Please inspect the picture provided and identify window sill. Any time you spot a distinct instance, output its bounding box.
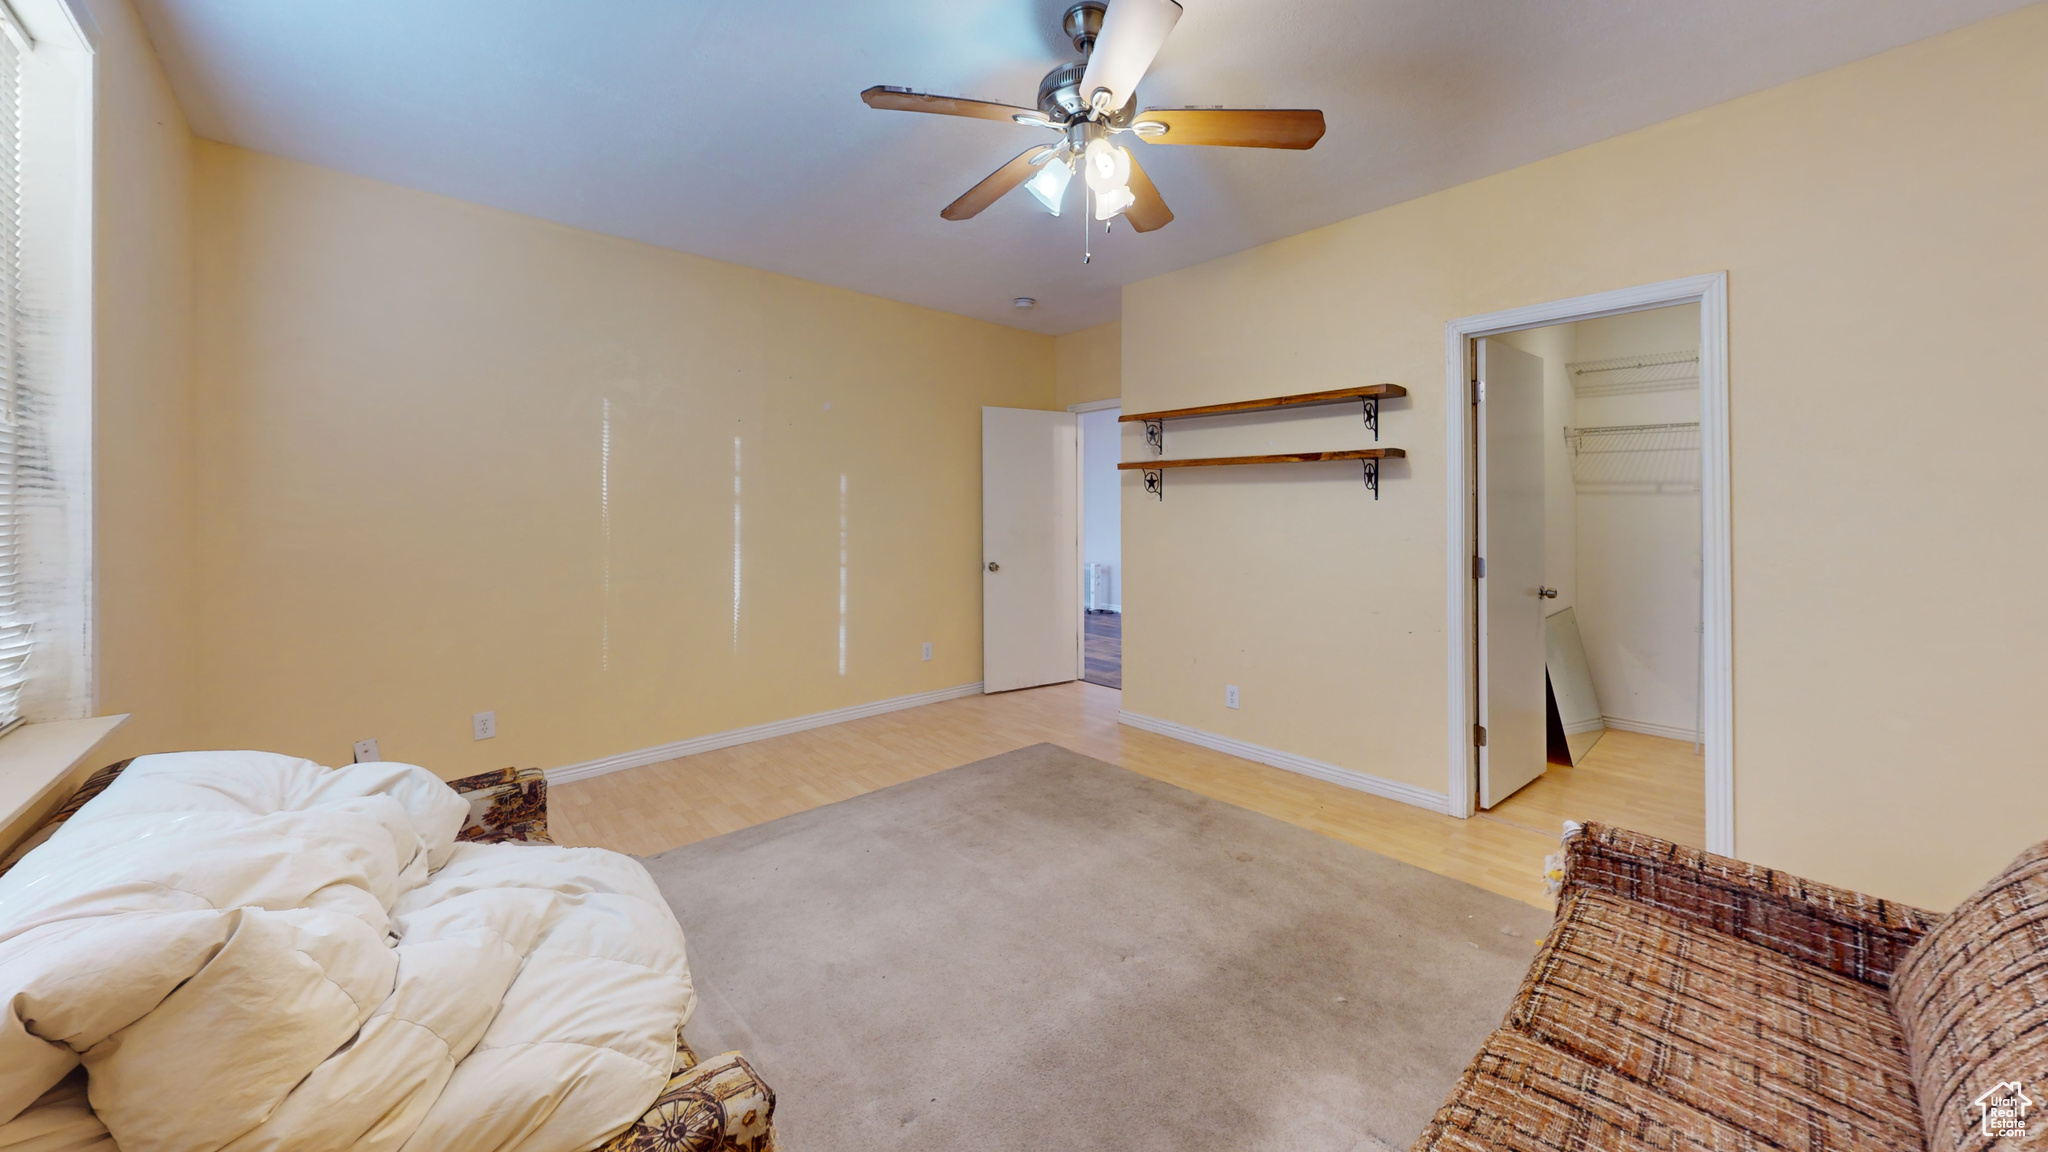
[0,714,128,833]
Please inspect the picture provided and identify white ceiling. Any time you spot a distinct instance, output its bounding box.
[132,0,2029,335]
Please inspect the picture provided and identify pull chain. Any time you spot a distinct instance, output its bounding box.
[1083,185,1092,264]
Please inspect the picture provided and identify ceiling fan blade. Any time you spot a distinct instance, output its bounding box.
[941,147,1053,221]
[862,86,1046,125]
[1122,151,1173,233]
[1133,108,1326,149]
[1076,0,1182,116]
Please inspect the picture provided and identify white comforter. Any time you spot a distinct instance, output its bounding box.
[0,752,695,1152]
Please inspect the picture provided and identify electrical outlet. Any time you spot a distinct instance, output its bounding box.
[1225,685,1240,710]
[352,738,381,763]
[922,641,933,661]
[473,711,497,741]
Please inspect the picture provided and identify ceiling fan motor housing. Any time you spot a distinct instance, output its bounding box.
[1062,2,1105,55]
[1037,60,1092,121]
[1038,64,1137,125]
[1041,3,1138,125]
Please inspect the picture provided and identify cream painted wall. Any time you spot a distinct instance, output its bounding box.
[1122,5,2048,910]
[191,143,1053,777]
[1055,320,1121,408]
[89,0,199,765]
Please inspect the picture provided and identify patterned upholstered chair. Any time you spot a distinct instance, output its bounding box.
[2,762,778,1152]
[1414,822,2048,1152]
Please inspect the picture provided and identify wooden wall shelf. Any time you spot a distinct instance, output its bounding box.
[1116,449,1403,470]
[1121,384,1407,447]
[1119,449,1406,500]
[1120,384,1406,425]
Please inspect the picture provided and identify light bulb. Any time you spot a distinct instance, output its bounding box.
[1081,138,1131,197]
[1094,185,1136,221]
[1025,157,1072,216]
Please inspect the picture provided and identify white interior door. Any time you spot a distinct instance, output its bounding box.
[983,407,1079,693]
[1477,338,1548,807]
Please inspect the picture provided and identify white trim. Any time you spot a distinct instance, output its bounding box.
[1118,709,1452,814]
[1066,397,1122,413]
[1445,273,1733,854]
[1601,716,1700,742]
[0,2,32,52]
[51,0,93,51]
[1697,275,1733,855]
[546,682,984,785]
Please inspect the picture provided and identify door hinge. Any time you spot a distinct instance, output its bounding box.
[1474,724,1488,747]
[1472,556,1486,579]
[1471,378,1482,405]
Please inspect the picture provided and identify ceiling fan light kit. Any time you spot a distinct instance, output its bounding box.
[860,0,1325,259]
[1082,135,1130,196]
[1025,157,1073,215]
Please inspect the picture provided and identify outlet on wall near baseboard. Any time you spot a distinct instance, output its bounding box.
[353,738,381,763]
[922,642,932,661]
[473,711,497,741]
[1225,685,1240,710]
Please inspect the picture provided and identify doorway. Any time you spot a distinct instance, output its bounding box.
[981,407,1080,693]
[1477,305,1706,842]
[1075,402,1122,689]
[1446,274,1733,854]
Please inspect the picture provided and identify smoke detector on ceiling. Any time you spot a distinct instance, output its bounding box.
[1014,297,1036,309]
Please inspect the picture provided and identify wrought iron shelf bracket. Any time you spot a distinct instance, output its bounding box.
[1143,419,1164,455]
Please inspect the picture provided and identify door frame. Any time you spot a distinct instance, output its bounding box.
[1069,398,1122,682]
[1442,273,1733,854]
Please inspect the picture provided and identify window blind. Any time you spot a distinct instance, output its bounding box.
[0,30,29,728]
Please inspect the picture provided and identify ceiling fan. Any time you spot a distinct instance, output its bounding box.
[862,0,1324,247]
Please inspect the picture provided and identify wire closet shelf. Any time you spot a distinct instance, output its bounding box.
[1564,422,1700,494]
[1566,349,1699,398]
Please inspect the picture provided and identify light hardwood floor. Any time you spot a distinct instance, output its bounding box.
[551,682,1703,910]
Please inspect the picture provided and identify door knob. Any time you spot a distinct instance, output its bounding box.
[987,561,1000,572]
[1538,586,1558,599]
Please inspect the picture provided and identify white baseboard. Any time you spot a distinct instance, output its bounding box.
[548,682,985,785]
[1562,717,1605,736]
[1601,715,1699,742]
[1117,710,1451,815]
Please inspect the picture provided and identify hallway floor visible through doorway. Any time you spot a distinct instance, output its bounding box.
[1482,729,1704,848]
[1083,611,1121,689]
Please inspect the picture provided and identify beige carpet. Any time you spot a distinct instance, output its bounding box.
[640,743,1549,1151]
